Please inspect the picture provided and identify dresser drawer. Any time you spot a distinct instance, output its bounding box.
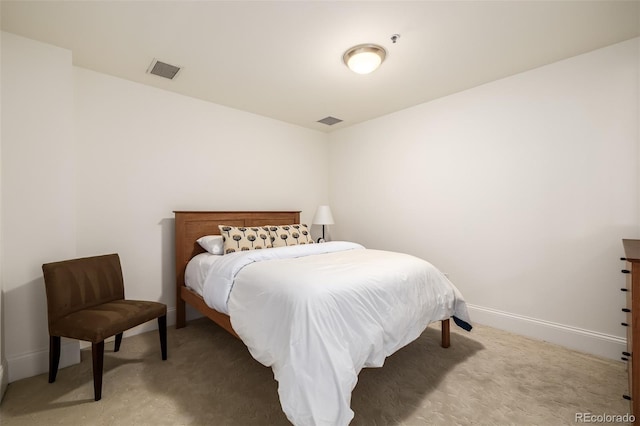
[622,241,640,423]
[627,263,633,351]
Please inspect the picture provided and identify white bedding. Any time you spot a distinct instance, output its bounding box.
[193,242,471,426]
[185,252,221,296]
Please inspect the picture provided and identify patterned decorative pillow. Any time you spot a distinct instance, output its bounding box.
[268,224,314,247]
[218,225,271,254]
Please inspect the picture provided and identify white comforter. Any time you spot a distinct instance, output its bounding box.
[199,241,471,426]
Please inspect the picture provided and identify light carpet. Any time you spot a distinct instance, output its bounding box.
[0,318,630,425]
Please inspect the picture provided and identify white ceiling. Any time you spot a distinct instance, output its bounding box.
[2,1,639,132]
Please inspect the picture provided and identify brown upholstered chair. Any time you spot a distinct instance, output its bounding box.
[42,253,167,401]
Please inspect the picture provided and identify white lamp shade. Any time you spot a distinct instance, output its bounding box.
[347,51,382,74]
[312,205,334,225]
[343,44,386,75]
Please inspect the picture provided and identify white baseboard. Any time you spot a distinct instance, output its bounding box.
[0,359,8,403]
[8,338,80,383]
[8,304,622,383]
[8,307,176,383]
[467,304,626,361]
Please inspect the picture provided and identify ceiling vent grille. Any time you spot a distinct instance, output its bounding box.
[317,116,343,126]
[147,59,181,80]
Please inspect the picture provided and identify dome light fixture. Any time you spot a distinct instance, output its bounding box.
[343,44,386,75]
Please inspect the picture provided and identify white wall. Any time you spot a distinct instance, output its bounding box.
[329,38,640,359]
[1,29,637,385]
[1,32,79,382]
[73,67,329,323]
[1,33,329,383]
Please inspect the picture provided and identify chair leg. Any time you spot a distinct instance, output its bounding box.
[49,336,61,383]
[158,315,167,360]
[92,341,105,401]
[114,333,123,352]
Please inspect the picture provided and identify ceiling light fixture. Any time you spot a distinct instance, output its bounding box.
[343,44,386,75]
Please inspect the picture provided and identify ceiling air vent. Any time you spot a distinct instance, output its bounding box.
[317,116,343,126]
[147,59,181,80]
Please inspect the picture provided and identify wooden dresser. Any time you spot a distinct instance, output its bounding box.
[622,239,640,419]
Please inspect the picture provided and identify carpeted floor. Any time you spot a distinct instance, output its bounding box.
[0,318,631,425]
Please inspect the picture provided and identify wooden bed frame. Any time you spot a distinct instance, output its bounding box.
[174,210,450,348]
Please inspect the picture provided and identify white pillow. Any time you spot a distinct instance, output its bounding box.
[197,235,224,255]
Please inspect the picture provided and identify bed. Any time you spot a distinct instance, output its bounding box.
[174,210,471,425]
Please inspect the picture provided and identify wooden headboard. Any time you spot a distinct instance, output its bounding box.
[173,211,301,328]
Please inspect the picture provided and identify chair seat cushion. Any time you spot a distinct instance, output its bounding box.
[49,300,167,343]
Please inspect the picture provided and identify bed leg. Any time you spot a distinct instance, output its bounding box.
[176,292,186,329]
[441,318,450,348]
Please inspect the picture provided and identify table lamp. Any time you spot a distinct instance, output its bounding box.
[312,205,334,242]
